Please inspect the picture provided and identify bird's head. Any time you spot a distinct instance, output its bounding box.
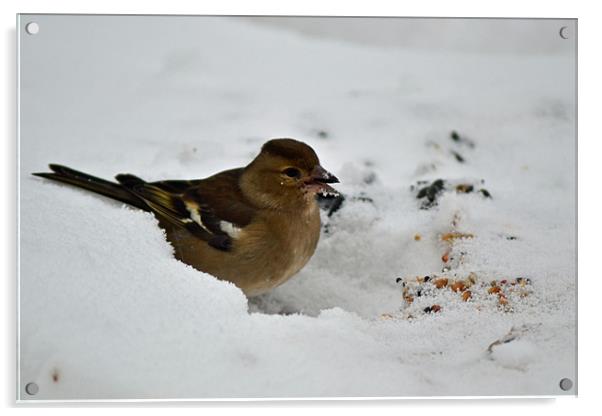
[241,138,339,211]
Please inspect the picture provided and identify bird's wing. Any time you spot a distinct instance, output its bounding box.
[116,168,256,251]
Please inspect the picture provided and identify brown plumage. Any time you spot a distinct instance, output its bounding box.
[33,138,340,297]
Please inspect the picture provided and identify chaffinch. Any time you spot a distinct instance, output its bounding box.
[33,138,340,296]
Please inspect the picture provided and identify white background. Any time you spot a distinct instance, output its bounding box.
[1,0,600,414]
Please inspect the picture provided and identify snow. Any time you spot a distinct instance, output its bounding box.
[18,15,576,399]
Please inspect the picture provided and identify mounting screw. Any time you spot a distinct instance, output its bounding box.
[559,378,573,391]
[25,22,40,35]
[25,382,39,395]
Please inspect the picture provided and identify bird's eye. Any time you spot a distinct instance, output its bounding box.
[282,167,301,178]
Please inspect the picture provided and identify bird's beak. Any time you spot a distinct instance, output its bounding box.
[311,165,340,184]
[305,165,340,196]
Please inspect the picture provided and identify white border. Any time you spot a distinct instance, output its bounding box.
[15,12,21,406]
[3,0,600,414]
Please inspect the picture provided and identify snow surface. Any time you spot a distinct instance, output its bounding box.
[18,15,576,399]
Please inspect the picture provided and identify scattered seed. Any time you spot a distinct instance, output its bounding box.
[441,232,474,241]
[451,281,466,292]
[479,189,492,198]
[423,304,442,314]
[456,184,474,193]
[451,217,459,229]
[462,290,472,301]
[352,193,374,204]
[414,234,422,241]
[449,131,476,148]
[516,277,531,285]
[451,150,465,163]
[434,278,449,289]
[432,179,444,189]
[416,179,446,209]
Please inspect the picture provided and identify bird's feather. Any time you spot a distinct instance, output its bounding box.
[181,169,256,230]
[114,169,257,251]
[35,165,258,252]
[32,165,149,210]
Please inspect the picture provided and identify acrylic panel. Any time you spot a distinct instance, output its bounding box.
[17,14,577,400]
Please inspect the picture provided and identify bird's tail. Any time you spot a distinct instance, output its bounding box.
[32,164,150,211]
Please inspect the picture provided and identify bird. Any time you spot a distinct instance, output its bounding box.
[33,138,340,297]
